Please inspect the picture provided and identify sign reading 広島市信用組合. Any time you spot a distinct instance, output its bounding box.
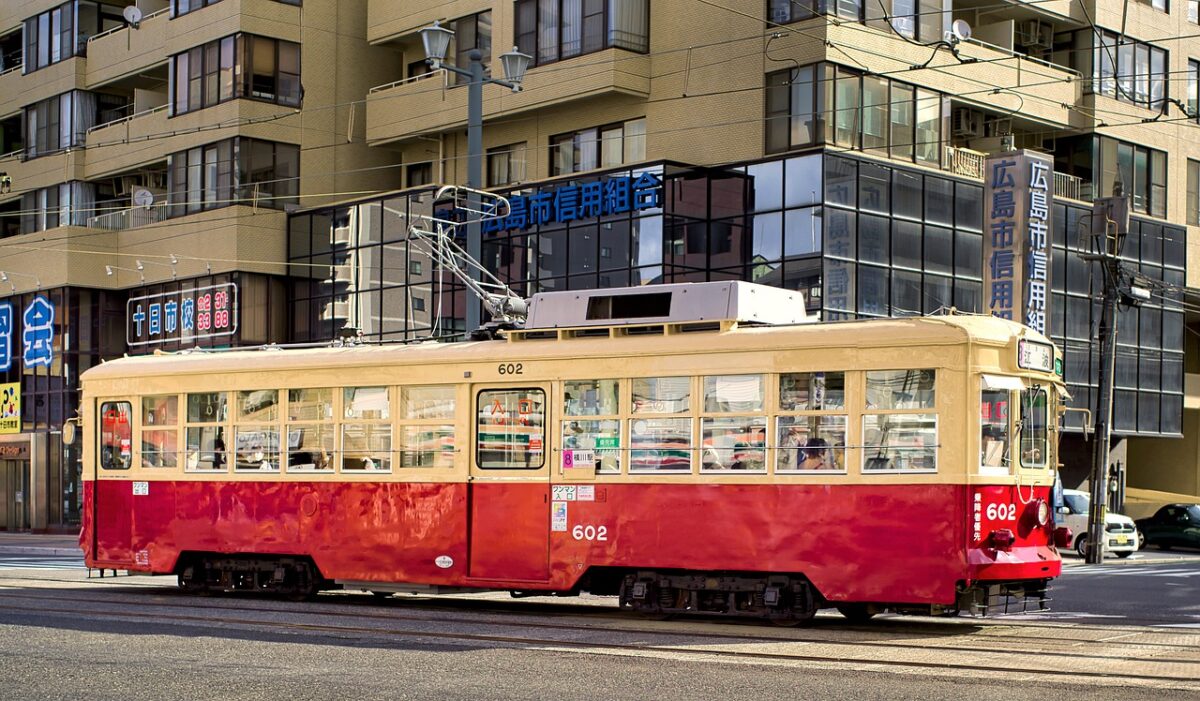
[482,172,664,233]
[983,150,1054,337]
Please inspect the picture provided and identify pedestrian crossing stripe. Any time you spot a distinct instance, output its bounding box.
[1066,566,1200,577]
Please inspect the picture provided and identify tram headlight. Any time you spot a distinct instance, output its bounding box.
[1035,499,1051,527]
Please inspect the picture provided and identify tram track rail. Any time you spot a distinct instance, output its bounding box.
[0,578,1198,688]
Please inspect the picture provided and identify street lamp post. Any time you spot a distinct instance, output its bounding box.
[420,22,531,336]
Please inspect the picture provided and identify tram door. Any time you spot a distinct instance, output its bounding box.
[93,399,134,562]
[468,383,551,581]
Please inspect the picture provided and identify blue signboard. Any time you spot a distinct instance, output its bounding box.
[483,172,664,234]
[22,295,55,368]
[0,302,11,372]
[127,283,237,346]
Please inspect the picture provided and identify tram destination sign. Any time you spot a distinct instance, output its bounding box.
[983,150,1054,336]
[482,172,664,233]
[127,283,238,346]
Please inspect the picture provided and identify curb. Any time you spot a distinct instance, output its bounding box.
[1062,555,1200,567]
[0,547,81,557]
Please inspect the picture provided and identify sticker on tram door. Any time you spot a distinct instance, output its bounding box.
[551,502,569,531]
[576,485,595,502]
[552,485,576,501]
[134,550,150,566]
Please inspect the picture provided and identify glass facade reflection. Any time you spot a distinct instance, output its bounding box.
[289,153,1186,438]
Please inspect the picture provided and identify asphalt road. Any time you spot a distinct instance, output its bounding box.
[0,548,1198,699]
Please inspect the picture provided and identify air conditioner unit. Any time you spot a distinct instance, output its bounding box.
[985,116,1013,138]
[1016,20,1053,50]
[952,108,983,138]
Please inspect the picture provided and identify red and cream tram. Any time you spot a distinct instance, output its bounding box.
[79,282,1069,622]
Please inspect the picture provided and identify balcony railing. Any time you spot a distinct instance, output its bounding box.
[87,201,169,231]
[944,145,987,179]
[1054,171,1085,201]
[86,104,169,136]
[368,69,447,95]
[86,8,169,44]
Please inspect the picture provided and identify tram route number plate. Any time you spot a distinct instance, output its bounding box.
[132,481,149,496]
[562,450,595,469]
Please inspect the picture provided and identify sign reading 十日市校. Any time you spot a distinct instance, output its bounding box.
[482,172,664,233]
[127,283,238,346]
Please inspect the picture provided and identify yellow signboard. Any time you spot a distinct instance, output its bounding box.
[0,383,19,434]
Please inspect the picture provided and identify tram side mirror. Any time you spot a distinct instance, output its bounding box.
[1057,506,1070,515]
[62,418,78,446]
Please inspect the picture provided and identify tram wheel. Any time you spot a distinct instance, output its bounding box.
[836,604,877,623]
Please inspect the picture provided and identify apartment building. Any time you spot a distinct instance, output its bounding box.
[1,0,1198,529]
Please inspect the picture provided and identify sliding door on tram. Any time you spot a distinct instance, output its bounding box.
[468,383,551,581]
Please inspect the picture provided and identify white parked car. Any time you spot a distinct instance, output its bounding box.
[1058,489,1139,558]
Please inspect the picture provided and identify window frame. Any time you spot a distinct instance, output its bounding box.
[775,371,849,475]
[549,118,646,176]
[184,391,228,472]
[561,378,623,474]
[515,0,649,68]
[341,385,393,472]
[285,387,336,472]
[170,33,301,117]
[861,369,938,473]
[475,386,548,470]
[398,385,458,469]
[140,394,181,469]
[99,400,134,471]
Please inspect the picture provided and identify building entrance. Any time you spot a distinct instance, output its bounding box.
[1,459,31,530]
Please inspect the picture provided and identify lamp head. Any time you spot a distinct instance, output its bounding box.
[500,46,533,91]
[420,21,454,69]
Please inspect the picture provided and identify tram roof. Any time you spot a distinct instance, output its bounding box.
[82,314,1045,382]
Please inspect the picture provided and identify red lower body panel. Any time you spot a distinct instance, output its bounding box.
[82,480,1059,606]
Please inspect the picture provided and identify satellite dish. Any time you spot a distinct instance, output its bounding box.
[132,188,154,208]
[950,19,972,42]
[123,5,143,29]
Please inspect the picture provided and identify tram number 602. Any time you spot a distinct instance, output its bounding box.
[497,362,524,375]
[572,525,608,541]
[986,503,1017,521]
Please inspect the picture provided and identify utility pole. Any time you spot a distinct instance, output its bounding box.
[1081,191,1129,565]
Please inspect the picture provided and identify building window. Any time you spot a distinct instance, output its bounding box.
[766,64,943,167]
[171,34,301,116]
[1191,0,1198,22]
[488,143,528,187]
[19,182,98,233]
[406,162,433,187]
[515,0,649,67]
[22,1,125,73]
[1095,136,1166,217]
[769,0,944,42]
[450,11,492,85]
[1188,160,1200,226]
[172,0,222,17]
[1090,29,1168,109]
[167,137,299,215]
[550,118,645,175]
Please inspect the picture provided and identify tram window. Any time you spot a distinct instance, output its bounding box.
[141,395,179,468]
[779,372,846,411]
[862,414,937,472]
[564,379,619,416]
[286,388,334,472]
[399,386,455,468]
[632,377,690,414]
[865,369,935,409]
[629,417,692,472]
[980,389,1010,469]
[563,419,621,473]
[342,423,392,471]
[700,416,766,471]
[477,388,546,469]
[703,375,764,413]
[344,386,392,471]
[187,392,227,423]
[234,426,280,471]
[1020,388,1048,468]
[100,401,133,471]
[400,426,455,467]
[776,415,847,472]
[238,389,279,422]
[345,386,390,420]
[186,392,227,471]
[402,385,454,419]
[288,388,333,421]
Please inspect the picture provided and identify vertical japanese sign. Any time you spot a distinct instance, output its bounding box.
[127,283,238,346]
[983,150,1054,336]
[0,302,11,372]
[22,295,55,368]
[0,382,18,434]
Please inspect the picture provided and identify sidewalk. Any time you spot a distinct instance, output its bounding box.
[0,532,82,556]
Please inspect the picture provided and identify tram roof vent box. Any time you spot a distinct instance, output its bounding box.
[522,282,811,330]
